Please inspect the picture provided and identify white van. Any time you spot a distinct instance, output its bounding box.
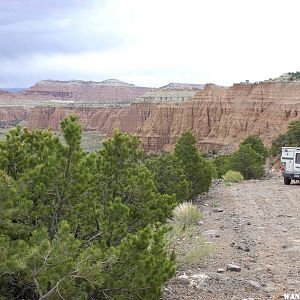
[281,147,300,184]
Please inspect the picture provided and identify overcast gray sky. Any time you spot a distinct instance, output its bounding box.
[1,0,300,87]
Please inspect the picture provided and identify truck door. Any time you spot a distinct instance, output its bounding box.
[294,150,300,177]
[282,148,294,173]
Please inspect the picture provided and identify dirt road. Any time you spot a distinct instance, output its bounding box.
[164,175,300,300]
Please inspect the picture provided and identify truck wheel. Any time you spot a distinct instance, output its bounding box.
[284,177,291,185]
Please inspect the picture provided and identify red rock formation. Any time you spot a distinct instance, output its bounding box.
[0,107,29,127]
[0,79,152,108]
[28,107,122,132]
[22,79,151,104]
[27,82,300,153]
[28,103,152,133]
[135,82,300,152]
[0,107,28,121]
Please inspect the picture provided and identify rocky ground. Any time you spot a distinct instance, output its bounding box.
[164,173,300,300]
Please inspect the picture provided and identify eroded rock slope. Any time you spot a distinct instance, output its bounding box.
[1,79,300,152]
[28,82,300,152]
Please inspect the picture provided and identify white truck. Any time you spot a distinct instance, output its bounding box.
[281,147,300,184]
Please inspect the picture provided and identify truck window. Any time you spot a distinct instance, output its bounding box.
[296,153,300,164]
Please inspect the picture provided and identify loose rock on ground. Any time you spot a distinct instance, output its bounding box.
[164,175,300,300]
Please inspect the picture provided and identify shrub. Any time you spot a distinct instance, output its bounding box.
[145,153,191,203]
[240,135,268,161]
[270,121,300,156]
[270,133,286,157]
[213,154,234,178]
[172,202,203,226]
[222,170,244,182]
[97,129,177,233]
[214,136,267,180]
[286,121,300,146]
[207,160,218,179]
[103,225,176,299]
[231,144,265,179]
[174,131,212,197]
[0,117,176,299]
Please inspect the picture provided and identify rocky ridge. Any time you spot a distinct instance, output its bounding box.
[0,107,28,127]
[1,78,300,153]
[0,79,151,107]
[160,83,206,90]
[27,81,300,153]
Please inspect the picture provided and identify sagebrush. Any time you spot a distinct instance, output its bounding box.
[223,170,244,182]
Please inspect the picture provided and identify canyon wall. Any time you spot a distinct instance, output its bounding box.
[0,107,29,128]
[28,103,154,133]
[21,79,151,105]
[27,82,300,153]
[0,79,152,107]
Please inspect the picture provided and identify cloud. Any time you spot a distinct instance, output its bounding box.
[0,0,121,57]
[0,0,101,25]
[0,0,300,87]
[0,29,122,57]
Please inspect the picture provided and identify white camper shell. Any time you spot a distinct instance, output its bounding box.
[281,147,300,184]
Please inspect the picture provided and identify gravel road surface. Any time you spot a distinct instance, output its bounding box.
[164,175,300,300]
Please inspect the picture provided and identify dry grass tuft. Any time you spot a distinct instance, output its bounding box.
[172,202,203,226]
[166,225,211,268]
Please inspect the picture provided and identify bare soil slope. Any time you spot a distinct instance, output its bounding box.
[165,175,300,300]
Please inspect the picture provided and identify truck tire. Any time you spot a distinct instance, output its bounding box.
[284,177,291,185]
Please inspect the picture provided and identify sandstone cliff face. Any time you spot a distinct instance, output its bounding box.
[0,79,152,107]
[28,103,152,133]
[0,79,153,131]
[27,82,300,153]
[136,82,300,152]
[134,83,203,104]
[22,79,151,105]
[0,107,29,127]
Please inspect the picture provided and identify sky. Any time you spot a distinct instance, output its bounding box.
[1,0,300,88]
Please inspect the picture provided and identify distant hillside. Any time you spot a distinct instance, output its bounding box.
[268,72,300,82]
[1,74,300,154]
[0,79,152,107]
[135,82,205,104]
[160,83,205,90]
[23,79,151,105]
[26,80,300,154]
[1,88,26,93]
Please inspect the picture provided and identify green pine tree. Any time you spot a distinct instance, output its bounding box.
[231,144,265,179]
[94,130,176,237]
[174,131,212,197]
[145,153,191,203]
[286,121,300,146]
[240,135,268,161]
[0,117,175,299]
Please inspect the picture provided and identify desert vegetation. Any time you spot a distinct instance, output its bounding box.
[0,117,215,299]
[222,170,244,182]
[1,114,286,299]
[171,202,203,226]
[213,135,268,180]
[286,71,300,81]
[0,117,176,299]
[165,202,210,268]
[174,131,213,196]
[270,120,300,156]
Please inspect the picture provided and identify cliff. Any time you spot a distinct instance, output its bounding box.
[0,107,29,128]
[23,79,151,105]
[134,83,204,104]
[0,79,151,107]
[27,81,300,153]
